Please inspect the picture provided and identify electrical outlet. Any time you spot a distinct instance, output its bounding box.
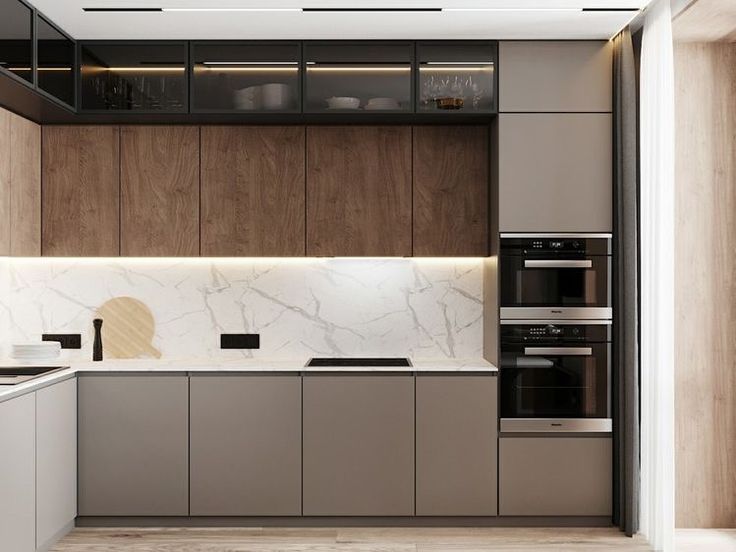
[220,334,260,350]
[42,334,82,349]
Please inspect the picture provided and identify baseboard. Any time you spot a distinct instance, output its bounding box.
[37,519,75,552]
[76,516,613,528]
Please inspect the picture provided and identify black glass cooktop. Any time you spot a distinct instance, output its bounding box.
[307,358,411,367]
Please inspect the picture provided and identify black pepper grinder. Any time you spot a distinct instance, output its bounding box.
[93,318,103,361]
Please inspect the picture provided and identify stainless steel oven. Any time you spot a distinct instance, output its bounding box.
[499,320,612,433]
[500,234,612,320]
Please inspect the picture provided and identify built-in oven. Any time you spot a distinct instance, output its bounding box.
[500,234,612,320]
[499,320,612,433]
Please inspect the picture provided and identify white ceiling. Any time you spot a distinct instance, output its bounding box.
[27,0,650,40]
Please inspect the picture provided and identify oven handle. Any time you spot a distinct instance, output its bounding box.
[523,259,593,268]
[523,347,593,356]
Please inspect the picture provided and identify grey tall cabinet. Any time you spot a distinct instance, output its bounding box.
[498,41,613,233]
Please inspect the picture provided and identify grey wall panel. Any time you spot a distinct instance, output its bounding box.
[78,374,189,516]
[499,41,612,113]
[416,375,498,516]
[189,375,302,516]
[303,375,415,516]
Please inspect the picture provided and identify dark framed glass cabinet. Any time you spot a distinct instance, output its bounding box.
[303,41,413,113]
[37,14,75,107]
[191,41,300,112]
[80,42,188,112]
[0,0,34,85]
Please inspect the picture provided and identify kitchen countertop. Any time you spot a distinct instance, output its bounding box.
[0,357,497,403]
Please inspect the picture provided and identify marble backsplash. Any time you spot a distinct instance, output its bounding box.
[0,258,484,360]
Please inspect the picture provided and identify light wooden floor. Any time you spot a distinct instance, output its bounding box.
[51,527,655,551]
[51,527,736,551]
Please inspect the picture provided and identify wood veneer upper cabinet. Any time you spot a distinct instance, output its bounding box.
[0,108,10,255]
[201,126,305,256]
[10,113,40,256]
[499,41,613,113]
[42,126,120,257]
[306,126,412,257]
[121,126,200,257]
[413,126,489,256]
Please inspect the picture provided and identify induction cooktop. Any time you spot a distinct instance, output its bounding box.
[306,358,412,367]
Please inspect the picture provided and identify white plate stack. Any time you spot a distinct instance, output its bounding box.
[11,342,61,362]
[365,97,401,111]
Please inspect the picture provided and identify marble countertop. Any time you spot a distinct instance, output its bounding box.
[0,357,497,402]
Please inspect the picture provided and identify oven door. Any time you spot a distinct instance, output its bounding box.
[500,255,611,319]
[500,343,611,430]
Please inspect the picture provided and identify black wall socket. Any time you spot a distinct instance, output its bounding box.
[42,334,82,349]
[220,334,260,349]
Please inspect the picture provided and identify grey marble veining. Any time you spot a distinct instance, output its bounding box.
[0,258,484,360]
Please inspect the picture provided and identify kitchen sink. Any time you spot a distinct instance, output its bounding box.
[0,366,66,386]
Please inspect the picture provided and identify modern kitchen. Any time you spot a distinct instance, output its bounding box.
[0,1,733,551]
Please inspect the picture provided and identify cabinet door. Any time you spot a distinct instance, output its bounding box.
[413,126,489,256]
[303,375,414,516]
[36,378,77,549]
[42,126,120,256]
[201,126,305,256]
[0,108,10,255]
[0,393,35,552]
[306,126,412,256]
[190,374,302,515]
[416,375,498,516]
[499,41,612,113]
[499,437,612,516]
[78,374,189,516]
[121,126,199,256]
[498,113,612,233]
[10,112,40,256]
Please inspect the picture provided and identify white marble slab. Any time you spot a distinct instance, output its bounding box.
[0,258,484,360]
[0,357,498,402]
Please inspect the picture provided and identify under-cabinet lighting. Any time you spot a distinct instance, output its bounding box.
[196,66,299,72]
[162,7,301,12]
[103,67,186,72]
[1,256,487,265]
[306,65,411,73]
[443,7,583,12]
[419,66,494,72]
[202,61,298,65]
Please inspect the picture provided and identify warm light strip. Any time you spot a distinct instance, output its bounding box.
[306,66,411,72]
[202,61,298,65]
[1,256,487,264]
[196,67,299,72]
[424,61,494,65]
[104,67,186,72]
[7,67,72,71]
[419,66,494,72]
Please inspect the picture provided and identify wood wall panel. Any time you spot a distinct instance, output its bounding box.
[413,125,488,256]
[9,113,40,256]
[42,126,120,256]
[306,126,411,257]
[0,108,10,255]
[674,42,736,528]
[201,126,305,257]
[121,126,200,257]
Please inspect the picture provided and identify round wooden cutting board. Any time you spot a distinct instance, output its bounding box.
[95,297,162,359]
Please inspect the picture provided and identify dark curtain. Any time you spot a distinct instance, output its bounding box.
[612,27,640,537]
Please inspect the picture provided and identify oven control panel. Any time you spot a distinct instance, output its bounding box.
[501,324,611,343]
[501,236,612,257]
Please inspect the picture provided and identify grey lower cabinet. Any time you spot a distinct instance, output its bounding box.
[499,436,612,516]
[189,374,302,516]
[302,374,415,516]
[498,113,613,233]
[0,393,36,552]
[77,374,189,516]
[36,378,77,549]
[416,375,498,516]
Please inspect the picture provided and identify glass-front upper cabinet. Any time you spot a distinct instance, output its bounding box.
[0,0,33,85]
[80,42,188,112]
[304,42,412,113]
[417,41,497,113]
[37,15,75,107]
[191,42,300,112]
